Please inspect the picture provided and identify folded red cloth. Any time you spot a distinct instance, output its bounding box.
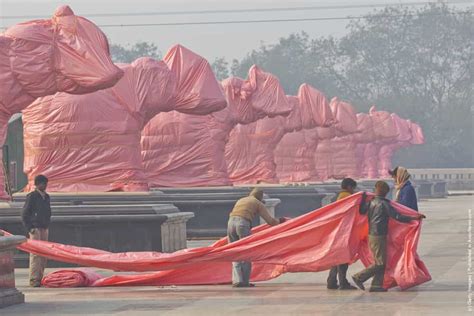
[42,269,103,288]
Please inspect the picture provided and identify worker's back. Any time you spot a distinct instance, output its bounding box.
[229,196,264,221]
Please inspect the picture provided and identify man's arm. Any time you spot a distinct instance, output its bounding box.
[359,192,369,215]
[386,202,423,223]
[21,194,34,232]
[257,202,280,226]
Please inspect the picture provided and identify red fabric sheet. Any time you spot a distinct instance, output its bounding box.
[42,269,102,288]
[9,193,431,290]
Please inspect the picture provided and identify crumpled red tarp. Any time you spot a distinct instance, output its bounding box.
[42,268,102,288]
[226,84,334,184]
[141,66,292,187]
[9,193,430,290]
[0,5,123,199]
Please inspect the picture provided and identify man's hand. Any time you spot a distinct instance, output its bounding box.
[360,192,367,203]
[415,214,426,220]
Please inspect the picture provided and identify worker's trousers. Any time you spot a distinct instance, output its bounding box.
[29,228,49,286]
[227,216,252,285]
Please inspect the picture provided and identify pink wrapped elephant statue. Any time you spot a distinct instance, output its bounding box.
[23,45,226,192]
[141,65,292,187]
[273,86,335,183]
[226,83,333,184]
[312,97,359,181]
[0,5,123,199]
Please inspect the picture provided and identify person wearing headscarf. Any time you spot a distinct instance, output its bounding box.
[389,166,419,211]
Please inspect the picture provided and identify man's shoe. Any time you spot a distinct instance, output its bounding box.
[351,276,365,291]
[30,282,41,288]
[327,283,339,290]
[232,283,244,288]
[369,287,388,292]
[243,283,256,288]
[339,283,357,290]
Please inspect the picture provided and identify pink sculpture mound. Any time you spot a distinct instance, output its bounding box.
[0,6,123,199]
[378,116,425,177]
[274,86,335,183]
[22,57,183,192]
[226,83,334,184]
[312,97,359,181]
[358,106,399,179]
[141,65,292,187]
[354,113,377,178]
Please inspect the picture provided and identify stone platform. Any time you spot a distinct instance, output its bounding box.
[0,235,26,308]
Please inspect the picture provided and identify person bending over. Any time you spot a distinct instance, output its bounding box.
[227,188,283,288]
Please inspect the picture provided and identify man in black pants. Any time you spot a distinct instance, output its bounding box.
[22,175,51,287]
[327,178,358,290]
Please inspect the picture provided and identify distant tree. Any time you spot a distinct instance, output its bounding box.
[211,57,230,81]
[232,4,473,168]
[110,41,161,63]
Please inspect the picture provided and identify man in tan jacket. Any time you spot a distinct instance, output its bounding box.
[227,188,282,287]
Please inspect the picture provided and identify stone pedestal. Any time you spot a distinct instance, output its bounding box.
[0,235,26,308]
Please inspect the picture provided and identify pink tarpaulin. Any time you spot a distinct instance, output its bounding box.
[226,83,334,184]
[22,58,178,192]
[0,5,123,199]
[378,117,425,177]
[22,45,227,192]
[8,193,431,289]
[355,113,377,178]
[313,98,359,180]
[274,86,333,183]
[141,66,292,187]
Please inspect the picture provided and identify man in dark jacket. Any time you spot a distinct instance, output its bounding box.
[352,181,425,292]
[22,175,51,287]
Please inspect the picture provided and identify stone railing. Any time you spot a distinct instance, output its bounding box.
[410,168,474,191]
[0,234,25,308]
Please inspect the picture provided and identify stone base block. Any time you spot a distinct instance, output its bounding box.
[0,288,24,308]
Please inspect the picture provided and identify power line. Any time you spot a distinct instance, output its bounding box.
[0,10,470,31]
[0,1,471,20]
[82,12,474,29]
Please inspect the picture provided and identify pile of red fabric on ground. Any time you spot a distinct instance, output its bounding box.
[42,269,102,288]
[8,193,431,290]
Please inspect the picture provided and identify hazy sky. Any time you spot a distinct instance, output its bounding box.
[0,0,471,62]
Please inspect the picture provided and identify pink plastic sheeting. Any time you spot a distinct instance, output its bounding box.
[163,45,227,115]
[226,84,334,184]
[22,58,179,192]
[0,5,123,199]
[378,118,425,177]
[308,99,359,181]
[141,65,292,187]
[369,106,398,141]
[42,269,102,288]
[12,193,431,290]
[273,86,334,183]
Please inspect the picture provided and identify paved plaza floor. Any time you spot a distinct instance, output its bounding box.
[2,195,473,315]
